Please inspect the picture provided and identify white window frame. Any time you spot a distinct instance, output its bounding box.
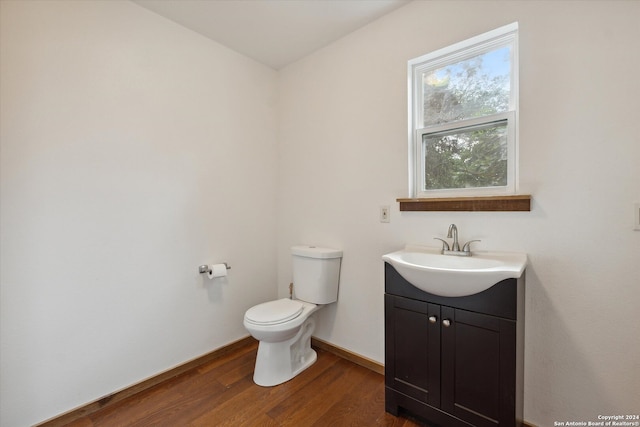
[408,22,519,198]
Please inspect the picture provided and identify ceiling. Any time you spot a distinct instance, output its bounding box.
[132,0,410,70]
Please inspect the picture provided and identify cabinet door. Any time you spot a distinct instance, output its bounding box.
[385,295,441,407]
[441,307,516,427]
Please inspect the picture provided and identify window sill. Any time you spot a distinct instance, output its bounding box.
[397,195,531,212]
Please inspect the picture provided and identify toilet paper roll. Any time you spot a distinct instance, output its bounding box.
[207,263,228,279]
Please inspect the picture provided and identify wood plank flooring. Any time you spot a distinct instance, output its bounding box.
[62,340,425,426]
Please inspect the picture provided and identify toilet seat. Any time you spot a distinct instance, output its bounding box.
[245,298,304,326]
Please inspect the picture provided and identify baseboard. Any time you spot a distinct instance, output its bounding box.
[35,336,256,427]
[311,337,385,375]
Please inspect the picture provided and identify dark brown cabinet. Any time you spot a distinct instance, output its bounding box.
[385,263,524,427]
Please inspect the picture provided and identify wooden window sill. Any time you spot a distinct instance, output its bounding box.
[397,195,531,212]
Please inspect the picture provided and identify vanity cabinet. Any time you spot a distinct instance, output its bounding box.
[384,263,524,427]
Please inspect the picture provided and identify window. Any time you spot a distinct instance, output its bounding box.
[408,23,519,198]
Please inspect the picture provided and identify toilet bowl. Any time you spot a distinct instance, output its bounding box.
[243,245,342,387]
[244,298,319,386]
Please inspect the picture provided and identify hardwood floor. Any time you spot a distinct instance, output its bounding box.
[62,340,425,427]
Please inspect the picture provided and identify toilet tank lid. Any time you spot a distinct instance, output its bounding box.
[291,245,342,259]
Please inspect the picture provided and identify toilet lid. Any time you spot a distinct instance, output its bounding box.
[245,298,304,325]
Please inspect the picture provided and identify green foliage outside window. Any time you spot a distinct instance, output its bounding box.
[421,46,511,191]
[423,123,507,190]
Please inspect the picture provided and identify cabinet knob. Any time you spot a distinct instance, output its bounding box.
[442,319,451,327]
[428,316,437,323]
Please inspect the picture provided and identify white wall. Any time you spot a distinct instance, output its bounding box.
[277,1,640,426]
[0,1,277,426]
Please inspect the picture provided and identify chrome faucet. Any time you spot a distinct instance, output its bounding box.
[434,224,481,257]
[447,224,460,252]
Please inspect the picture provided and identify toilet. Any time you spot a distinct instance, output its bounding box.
[243,245,342,387]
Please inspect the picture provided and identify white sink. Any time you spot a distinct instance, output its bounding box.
[382,245,527,297]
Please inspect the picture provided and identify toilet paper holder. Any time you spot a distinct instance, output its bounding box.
[198,263,231,274]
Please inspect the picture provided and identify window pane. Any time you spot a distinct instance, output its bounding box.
[421,46,511,127]
[423,121,508,190]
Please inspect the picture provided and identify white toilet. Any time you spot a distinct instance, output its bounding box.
[243,245,342,387]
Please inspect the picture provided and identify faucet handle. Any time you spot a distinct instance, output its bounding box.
[434,238,450,252]
[462,240,481,253]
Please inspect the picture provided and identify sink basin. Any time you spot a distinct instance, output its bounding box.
[382,245,527,297]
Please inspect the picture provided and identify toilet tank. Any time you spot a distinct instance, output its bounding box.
[291,245,342,304]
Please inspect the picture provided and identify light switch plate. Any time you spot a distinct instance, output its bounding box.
[380,206,390,223]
